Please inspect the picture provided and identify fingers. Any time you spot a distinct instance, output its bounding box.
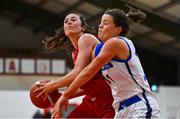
[36,90,45,98]
[44,93,47,101]
[56,103,61,116]
[33,85,45,98]
[51,111,57,119]
[33,86,43,93]
[53,100,62,118]
[51,110,56,119]
[51,108,61,119]
[64,101,68,112]
[51,94,69,118]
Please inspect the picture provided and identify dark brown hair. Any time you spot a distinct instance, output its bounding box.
[43,14,97,54]
[104,5,146,36]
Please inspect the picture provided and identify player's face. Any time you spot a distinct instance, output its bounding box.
[98,14,121,42]
[64,14,83,37]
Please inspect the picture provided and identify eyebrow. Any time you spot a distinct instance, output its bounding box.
[102,19,111,23]
[64,16,77,21]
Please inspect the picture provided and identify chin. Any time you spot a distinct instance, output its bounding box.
[99,38,105,42]
[67,31,75,36]
[98,35,103,40]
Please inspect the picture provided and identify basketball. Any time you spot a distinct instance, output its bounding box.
[30,80,60,109]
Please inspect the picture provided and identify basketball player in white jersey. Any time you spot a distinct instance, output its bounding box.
[53,7,160,118]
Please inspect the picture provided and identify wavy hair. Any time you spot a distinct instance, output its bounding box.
[43,14,97,54]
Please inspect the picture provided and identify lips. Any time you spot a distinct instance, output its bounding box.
[68,26,73,29]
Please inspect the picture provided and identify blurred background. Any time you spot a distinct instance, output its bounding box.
[0,0,180,118]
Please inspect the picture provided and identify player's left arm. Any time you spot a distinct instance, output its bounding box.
[63,37,129,98]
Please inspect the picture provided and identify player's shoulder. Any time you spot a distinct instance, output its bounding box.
[79,33,99,44]
[107,36,129,45]
[80,33,96,40]
[105,37,121,46]
[104,37,129,53]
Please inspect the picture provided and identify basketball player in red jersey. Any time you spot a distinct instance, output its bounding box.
[35,13,115,118]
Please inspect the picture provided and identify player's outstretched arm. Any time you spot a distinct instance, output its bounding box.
[34,34,99,98]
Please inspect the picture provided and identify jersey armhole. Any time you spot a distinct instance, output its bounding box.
[112,37,132,63]
[95,42,104,57]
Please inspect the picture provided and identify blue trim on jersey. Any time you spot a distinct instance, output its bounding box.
[102,62,113,70]
[94,36,132,63]
[142,92,153,118]
[112,36,132,62]
[111,36,132,62]
[118,95,142,111]
[95,42,104,57]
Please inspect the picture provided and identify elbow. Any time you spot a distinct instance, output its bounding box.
[72,69,81,77]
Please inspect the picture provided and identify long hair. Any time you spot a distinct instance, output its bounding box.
[43,14,97,54]
[104,5,146,36]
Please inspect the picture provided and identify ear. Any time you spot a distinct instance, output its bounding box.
[115,27,122,35]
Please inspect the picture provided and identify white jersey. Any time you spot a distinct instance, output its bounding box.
[95,36,160,118]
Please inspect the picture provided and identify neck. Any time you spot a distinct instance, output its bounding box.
[69,32,83,50]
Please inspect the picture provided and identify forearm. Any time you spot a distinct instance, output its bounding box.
[69,89,85,99]
[62,54,111,99]
[52,70,80,90]
[63,65,99,98]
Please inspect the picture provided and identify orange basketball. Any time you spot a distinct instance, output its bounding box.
[30,80,60,109]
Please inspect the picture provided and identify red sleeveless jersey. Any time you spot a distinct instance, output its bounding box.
[68,49,115,118]
[72,49,112,96]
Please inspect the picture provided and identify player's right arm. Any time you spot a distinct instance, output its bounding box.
[35,33,99,97]
[52,33,99,88]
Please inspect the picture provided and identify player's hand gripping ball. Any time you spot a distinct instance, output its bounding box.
[30,80,60,109]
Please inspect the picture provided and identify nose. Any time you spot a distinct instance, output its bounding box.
[65,19,72,25]
[67,21,72,25]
